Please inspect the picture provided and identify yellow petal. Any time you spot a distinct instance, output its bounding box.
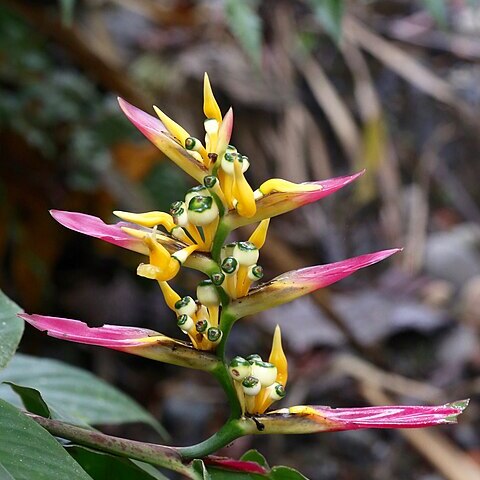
[269,325,288,386]
[158,281,181,312]
[203,73,222,123]
[233,158,256,218]
[248,219,270,249]
[153,106,190,145]
[145,235,172,268]
[114,211,176,231]
[259,178,320,195]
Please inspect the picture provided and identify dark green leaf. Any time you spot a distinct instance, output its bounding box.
[309,0,345,44]
[58,0,76,26]
[0,290,24,371]
[0,398,92,479]
[240,450,269,468]
[270,466,308,480]
[66,446,168,480]
[0,354,167,437]
[224,0,262,66]
[4,382,51,418]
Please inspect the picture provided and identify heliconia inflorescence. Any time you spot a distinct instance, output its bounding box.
[21,74,468,453]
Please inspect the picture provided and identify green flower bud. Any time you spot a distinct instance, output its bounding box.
[207,327,222,343]
[196,279,220,307]
[269,382,286,401]
[242,376,261,396]
[185,137,198,151]
[221,256,239,275]
[176,314,194,332]
[211,272,225,286]
[233,241,259,266]
[226,145,237,153]
[185,185,211,206]
[248,264,264,281]
[187,196,219,226]
[221,152,236,174]
[251,361,277,387]
[246,354,262,364]
[241,155,250,173]
[175,296,197,317]
[195,318,209,333]
[170,201,188,227]
[228,356,251,380]
[203,175,218,189]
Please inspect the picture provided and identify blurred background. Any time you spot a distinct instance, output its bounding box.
[1,0,480,478]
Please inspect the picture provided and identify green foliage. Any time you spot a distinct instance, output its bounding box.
[66,446,168,480]
[240,450,269,468]
[0,354,166,436]
[223,0,262,66]
[0,398,92,479]
[0,291,24,371]
[309,0,345,44]
[58,0,76,26]
[422,0,447,28]
[4,382,51,418]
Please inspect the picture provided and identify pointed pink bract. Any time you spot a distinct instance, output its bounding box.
[310,402,468,430]
[19,314,157,348]
[205,456,268,474]
[294,170,366,206]
[50,210,148,255]
[283,248,402,289]
[117,98,165,142]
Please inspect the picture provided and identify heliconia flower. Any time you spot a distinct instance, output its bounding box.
[117,74,364,225]
[228,248,401,319]
[243,400,469,435]
[49,210,216,274]
[19,314,219,372]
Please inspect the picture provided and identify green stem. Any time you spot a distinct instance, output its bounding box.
[177,419,245,460]
[27,413,198,479]
[211,218,232,263]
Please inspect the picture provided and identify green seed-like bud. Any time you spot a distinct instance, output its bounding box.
[228,356,251,380]
[248,264,264,281]
[226,145,237,153]
[233,241,259,266]
[195,319,209,333]
[221,152,236,174]
[246,354,262,364]
[203,175,218,189]
[241,155,250,173]
[207,327,222,343]
[177,314,194,332]
[170,201,188,227]
[211,272,225,286]
[185,137,197,150]
[187,196,219,226]
[269,382,286,401]
[175,296,197,317]
[221,256,238,275]
[251,361,277,387]
[196,279,220,307]
[242,376,261,396]
[185,185,211,206]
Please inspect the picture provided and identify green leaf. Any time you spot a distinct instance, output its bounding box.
[270,466,308,480]
[0,354,167,437]
[240,450,269,468]
[193,459,212,480]
[66,446,168,480]
[0,398,92,479]
[4,382,51,418]
[309,0,345,44]
[0,290,24,371]
[224,0,262,66]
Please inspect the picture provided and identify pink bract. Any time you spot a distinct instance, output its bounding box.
[19,314,157,348]
[50,210,148,255]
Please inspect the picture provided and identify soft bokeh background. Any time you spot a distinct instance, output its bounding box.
[1,0,479,478]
